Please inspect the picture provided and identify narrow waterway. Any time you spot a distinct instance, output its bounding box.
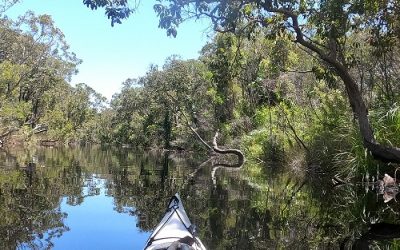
[0,146,399,249]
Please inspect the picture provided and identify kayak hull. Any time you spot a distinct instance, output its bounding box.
[143,194,206,250]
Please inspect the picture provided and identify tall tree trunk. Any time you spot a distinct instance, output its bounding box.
[279,12,400,163]
[337,66,400,162]
[163,110,172,149]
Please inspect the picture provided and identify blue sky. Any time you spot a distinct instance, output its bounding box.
[6,0,212,100]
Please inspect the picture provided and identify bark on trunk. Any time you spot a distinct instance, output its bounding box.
[283,11,400,163]
[334,61,400,163]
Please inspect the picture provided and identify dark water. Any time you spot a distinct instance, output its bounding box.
[0,146,400,249]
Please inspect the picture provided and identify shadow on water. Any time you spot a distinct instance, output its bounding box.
[0,146,400,249]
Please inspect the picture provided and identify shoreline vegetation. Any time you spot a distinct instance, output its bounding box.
[1,2,400,181]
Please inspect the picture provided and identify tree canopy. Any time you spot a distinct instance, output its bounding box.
[1,0,399,168]
[85,0,400,162]
[0,10,106,145]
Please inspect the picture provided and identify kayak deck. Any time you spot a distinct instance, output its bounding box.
[143,194,206,250]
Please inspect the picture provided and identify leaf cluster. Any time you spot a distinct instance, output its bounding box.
[83,0,135,26]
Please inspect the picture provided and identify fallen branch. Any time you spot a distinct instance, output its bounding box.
[180,111,245,165]
[186,124,213,151]
[210,132,245,185]
[177,108,245,186]
[212,132,245,168]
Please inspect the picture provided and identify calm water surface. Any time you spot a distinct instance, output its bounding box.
[0,146,399,249]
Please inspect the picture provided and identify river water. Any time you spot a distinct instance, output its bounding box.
[0,146,399,249]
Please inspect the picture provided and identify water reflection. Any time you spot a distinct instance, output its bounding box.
[0,146,399,249]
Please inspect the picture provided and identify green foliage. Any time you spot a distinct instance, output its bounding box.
[0,101,32,126]
[261,136,285,168]
[0,12,105,145]
[83,0,133,26]
[371,103,400,148]
[2,0,398,174]
[305,84,378,177]
[95,0,400,163]
[105,58,213,148]
[36,82,104,143]
[201,33,243,124]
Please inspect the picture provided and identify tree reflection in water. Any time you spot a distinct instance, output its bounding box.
[0,146,400,249]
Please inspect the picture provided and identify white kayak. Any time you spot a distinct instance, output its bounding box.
[143,193,207,250]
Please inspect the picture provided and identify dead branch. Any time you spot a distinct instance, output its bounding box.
[212,132,245,168]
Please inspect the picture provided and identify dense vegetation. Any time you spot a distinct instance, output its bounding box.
[2,146,400,249]
[0,7,105,145]
[1,1,400,248]
[1,0,400,178]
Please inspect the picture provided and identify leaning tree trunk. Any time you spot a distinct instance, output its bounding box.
[336,65,400,162]
[286,13,400,163]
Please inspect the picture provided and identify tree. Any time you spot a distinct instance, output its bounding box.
[0,12,81,126]
[0,0,20,16]
[82,0,136,26]
[0,11,89,145]
[39,82,106,142]
[85,0,400,163]
[108,57,214,148]
[201,33,242,125]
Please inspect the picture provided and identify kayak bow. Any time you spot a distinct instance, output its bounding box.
[143,193,206,250]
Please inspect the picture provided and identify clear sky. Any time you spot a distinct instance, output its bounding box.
[6,0,212,100]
